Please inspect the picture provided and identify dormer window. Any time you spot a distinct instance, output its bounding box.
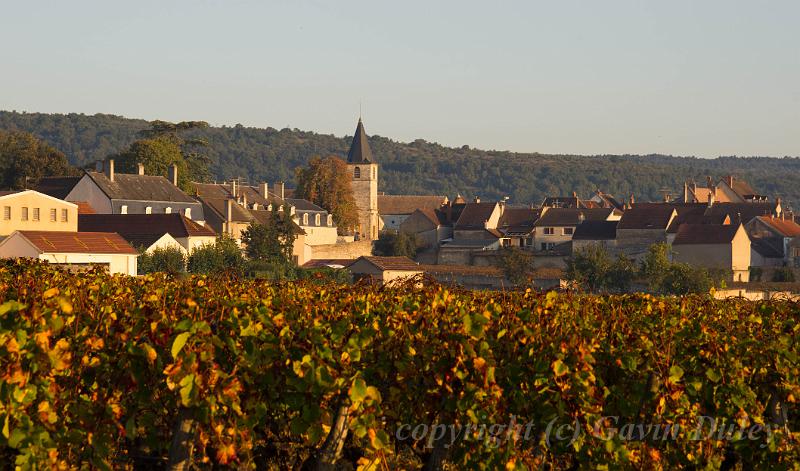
[165,207,172,214]
[268,204,273,212]
[327,215,333,227]
[354,166,361,179]
[302,213,309,225]
[184,208,192,219]
[145,206,152,214]
[315,214,321,226]
[120,205,128,214]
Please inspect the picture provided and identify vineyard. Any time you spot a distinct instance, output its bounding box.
[0,260,798,469]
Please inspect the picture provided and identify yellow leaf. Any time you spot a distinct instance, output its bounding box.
[216,443,237,465]
[43,288,59,299]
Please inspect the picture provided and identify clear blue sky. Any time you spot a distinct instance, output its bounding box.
[1,1,798,158]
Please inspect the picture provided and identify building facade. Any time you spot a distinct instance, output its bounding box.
[346,119,380,240]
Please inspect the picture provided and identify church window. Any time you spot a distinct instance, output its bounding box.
[354,167,361,179]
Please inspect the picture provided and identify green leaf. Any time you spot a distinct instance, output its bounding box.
[2,415,8,439]
[669,365,684,382]
[179,374,195,406]
[552,359,569,377]
[171,332,191,359]
[349,378,368,403]
[705,368,722,383]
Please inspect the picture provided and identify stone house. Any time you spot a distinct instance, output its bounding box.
[346,256,423,285]
[671,223,751,282]
[78,213,217,254]
[571,220,619,253]
[745,215,800,267]
[378,195,448,231]
[0,190,78,237]
[533,207,620,251]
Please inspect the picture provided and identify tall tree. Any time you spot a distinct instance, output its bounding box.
[240,210,298,264]
[0,130,77,190]
[295,156,359,234]
[113,120,211,191]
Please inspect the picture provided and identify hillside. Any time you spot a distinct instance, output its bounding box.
[1,110,799,206]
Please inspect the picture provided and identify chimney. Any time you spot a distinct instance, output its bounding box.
[95,160,104,172]
[707,192,715,208]
[259,182,269,199]
[683,181,689,203]
[474,196,480,203]
[726,175,734,187]
[168,164,178,186]
[272,181,285,200]
[572,191,577,198]
[137,163,145,175]
[706,176,714,190]
[242,192,248,208]
[776,197,782,218]
[225,199,233,223]
[629,194,635,207]
[105,158,115,182]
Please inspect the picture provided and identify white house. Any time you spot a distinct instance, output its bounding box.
[0,230,139,275]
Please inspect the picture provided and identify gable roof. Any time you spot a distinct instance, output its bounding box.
[664,203,729,233]
[498,207,540,235]
[755,216,800,237]
[0,189,78,208]
[347,256,420,271]
[533,208,614,227]
[85,171,196,203]
[199,198,254,223]
[78,213,216,239]
[34,176,82,199]
[347,119,374,163]
[672,224,743,245]
[454,202,499,230]
[572,220,618,240]
[378,195,446,215]
[704,202,776,225]
[617,204,676,230]
[750,237,784,259]
[14,231,138,254]
[416,208,448,226]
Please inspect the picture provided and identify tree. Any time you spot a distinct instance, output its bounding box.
[240,210,298,264]
[138,246,186,275]
[640,243,672,293]
[606,253,637,293]
[187,236,245,275]
[0,130,77,190]
[566,244,612,292]
[373,231,417,258]
[295,156,359,234]
[112,120,211,192]
[499,247,535,287]
[772,266,796,282]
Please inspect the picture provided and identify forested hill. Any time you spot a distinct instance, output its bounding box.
[2,110,799,206]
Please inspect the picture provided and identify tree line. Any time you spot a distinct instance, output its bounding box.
[3,110,800,206]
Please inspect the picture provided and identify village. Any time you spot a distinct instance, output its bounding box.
[0,118,797,298]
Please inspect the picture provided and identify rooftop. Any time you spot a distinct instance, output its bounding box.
[15,231,138,255]
[348,256,421,271]
[86,171,196,203]
[672,223,742,245]
[378,194,446,215]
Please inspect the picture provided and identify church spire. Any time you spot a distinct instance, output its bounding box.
[347,118,374,164]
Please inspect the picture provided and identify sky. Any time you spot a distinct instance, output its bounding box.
[1,1,798,158]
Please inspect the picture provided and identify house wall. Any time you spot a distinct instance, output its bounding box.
[572,239,617,253]
[0,192,78,236]
[176,235,218,253]
[111,200,203,221]
[437,247,474,265]
[38,252,138,276]
[66,175,113,213]
[0,233,40,258]
[533,226,575,250]
[381,213,410,231]
[672,231,750,282]
[300,225,338,246]
[144,234,187,255]
[310,240,374,260]
[381,269,424,284]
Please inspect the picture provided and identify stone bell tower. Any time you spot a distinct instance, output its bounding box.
[346,118,379,240]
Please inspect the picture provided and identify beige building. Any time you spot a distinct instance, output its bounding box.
[533,207,620,251]
[0,230,138,275]
[346,119,380,240]
[379,194,448,231]
[346,256,423,284]
[672,223,751,282]
[78,214,217,254]
[0,190,78,237]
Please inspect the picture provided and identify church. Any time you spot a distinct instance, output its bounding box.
[346,118,380,240]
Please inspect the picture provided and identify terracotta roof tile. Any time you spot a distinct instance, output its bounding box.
[348,256,421,271]
[17,231,138,254]
[454,202,499,229]
[572,221,618,240]
[672,224,742,245]
[78,214,216,238]
[617,205,676,230]
[534,208,614,227]
[378,195,446,215]
[756,216,800,237]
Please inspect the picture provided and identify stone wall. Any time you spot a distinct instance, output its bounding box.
[310,240,374,260]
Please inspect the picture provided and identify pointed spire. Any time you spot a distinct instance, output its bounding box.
[347,118,374,163]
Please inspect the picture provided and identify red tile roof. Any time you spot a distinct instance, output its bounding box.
[378,195,446,215]
[78,214,216,238]
[74,202,96,214]
[348,256,421,271]
[756,216,800,237]
[672,224,742,245]
[17,231,138,254]
[617,205,676,230]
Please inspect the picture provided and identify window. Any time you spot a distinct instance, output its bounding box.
[32,208,40,221]
[184,208,192,219]
[327,215,333,227]
[302,213,309,225]
[120,205,128,214]
[61,209,68,222]
[563,227,574,235]
[145,207,152,214]
[267,204,273,212]
[21,207,28,221]
[543,227,555,235]
[354,166,361,179]
[3,206,10,220]
[50,209,56,222]
[315,214,321,226]
[373,167,376,179]
[541,242,554,251]
[165,207,172,214]
[502,239,511,247]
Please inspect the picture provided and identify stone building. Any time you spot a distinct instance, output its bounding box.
[346,119,380,240]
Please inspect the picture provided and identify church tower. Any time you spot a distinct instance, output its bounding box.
[346,118,379,240]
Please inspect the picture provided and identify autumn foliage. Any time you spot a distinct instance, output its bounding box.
[0,260,798,469]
